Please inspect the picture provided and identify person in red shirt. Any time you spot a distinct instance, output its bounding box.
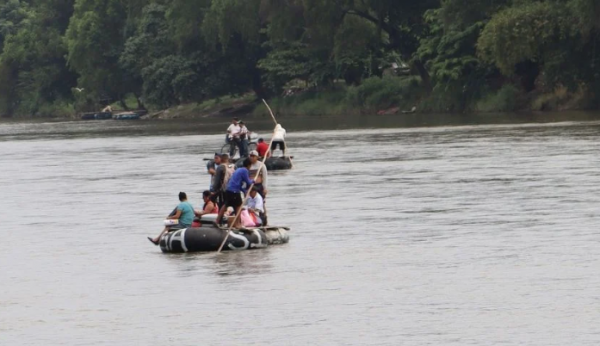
[256,138,270,158]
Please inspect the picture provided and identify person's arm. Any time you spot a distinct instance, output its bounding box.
[196,202,213,216]
[207,160,216,175]
[260,163,268,194]
[242,169,254,186]
[168,209,182,220]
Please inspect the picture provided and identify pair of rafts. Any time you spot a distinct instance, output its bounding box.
[156,214,290,253]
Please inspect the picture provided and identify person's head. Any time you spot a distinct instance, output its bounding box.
[258,138,264,143]
[178,192,187,201]
[275,124,282,130]
[249,150,259,163]
[239,120,245,127]
[214,153,222,164]
[232,117,239,125]
[202,190,211,202]
[249,188,258,198]
[220,153,229,163]
[242,158,252,169]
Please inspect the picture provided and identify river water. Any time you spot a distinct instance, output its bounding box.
[1,117,600,345]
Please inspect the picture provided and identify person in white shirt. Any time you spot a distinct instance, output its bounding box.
[245,188,264,225]
[226,118,241,157]
[271,123,287,156]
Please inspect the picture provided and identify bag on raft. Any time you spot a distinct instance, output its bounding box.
[164,219,179,226]
[240,210,259,227]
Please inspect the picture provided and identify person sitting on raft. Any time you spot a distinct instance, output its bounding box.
[271,124,287,156]
[242,187,265,226]
[214,158,254,228]
[256,138,269,158]
[148,192,195,245]
[195,190,219,217]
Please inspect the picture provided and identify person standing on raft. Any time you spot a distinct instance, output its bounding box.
[226,118,241,157]
[248,150,268,197]
[206,152,222,191]
[211,153,233,208]
[148,192,195,245]
[271,124,287,156]
[214,158,254,228]
[238,120,249,158]
[256,138,269,158]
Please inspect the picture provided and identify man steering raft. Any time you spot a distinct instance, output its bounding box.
[148,192,195,245]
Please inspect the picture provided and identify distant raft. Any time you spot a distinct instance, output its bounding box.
[159,225,290,253]
[233,156,293,171]
[113,113,141,120]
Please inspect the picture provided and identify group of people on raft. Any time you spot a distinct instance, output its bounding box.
[148,118,285,245]
[226,117,287,157]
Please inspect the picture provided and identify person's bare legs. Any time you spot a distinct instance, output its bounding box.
[232,205,243,228]
[214,204,227,227]
[148,227,169,245]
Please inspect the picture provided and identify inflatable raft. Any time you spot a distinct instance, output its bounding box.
[159,225,289,253]
[233,156,293,171]
[157,214,290,253]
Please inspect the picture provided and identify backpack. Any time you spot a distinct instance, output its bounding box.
[221,163,234,190]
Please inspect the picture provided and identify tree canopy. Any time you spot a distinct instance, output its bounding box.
[0,0,598,116]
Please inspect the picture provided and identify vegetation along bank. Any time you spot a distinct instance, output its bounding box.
[0,0,599,118]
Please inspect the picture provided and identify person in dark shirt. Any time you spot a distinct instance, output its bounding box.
[239,121,249,158]
[211,154,232,207]
[206,153,221,191]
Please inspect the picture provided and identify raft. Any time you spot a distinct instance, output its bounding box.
[158,225,290,253]
[114,113,140,120]
[80,112,112,120]
[233,156,293,171]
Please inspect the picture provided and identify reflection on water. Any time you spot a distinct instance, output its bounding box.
[1,118,600,345]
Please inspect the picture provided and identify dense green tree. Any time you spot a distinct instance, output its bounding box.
[0,0,600,117]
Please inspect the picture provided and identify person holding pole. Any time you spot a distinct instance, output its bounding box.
[271,124,287,156]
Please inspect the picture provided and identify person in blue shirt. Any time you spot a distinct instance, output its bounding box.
[214,158,254,226]
[148,192,195,245]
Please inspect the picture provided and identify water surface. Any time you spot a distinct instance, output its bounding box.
[1,118,599,345]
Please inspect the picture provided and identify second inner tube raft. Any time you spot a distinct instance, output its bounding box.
[159,226,290,253]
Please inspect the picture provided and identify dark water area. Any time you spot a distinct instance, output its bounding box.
[1,113,600,345]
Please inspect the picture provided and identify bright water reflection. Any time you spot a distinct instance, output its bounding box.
[1,119,599,345]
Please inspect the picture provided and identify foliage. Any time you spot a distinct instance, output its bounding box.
[1,0,600,117]
[476,84,520,112]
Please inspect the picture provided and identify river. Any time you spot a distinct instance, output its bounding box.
[1,116,599,345]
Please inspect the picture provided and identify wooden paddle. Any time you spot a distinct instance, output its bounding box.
[216,122,279,253]
[261,99,294,169]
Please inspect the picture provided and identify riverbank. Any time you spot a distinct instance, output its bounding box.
[6,76,598,121]
[149,77,600,120]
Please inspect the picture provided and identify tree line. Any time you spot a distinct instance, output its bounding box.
[0,0,598,117]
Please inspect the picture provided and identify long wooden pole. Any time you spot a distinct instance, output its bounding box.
[216,123,278,253]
